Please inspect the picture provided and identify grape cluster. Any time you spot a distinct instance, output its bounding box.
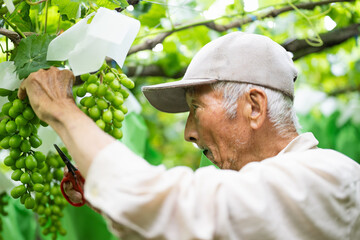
[0,91,45,209]
[0,90,66,239]
[34,151,68,240]
[0,192,8,240]
[76,64,134,139]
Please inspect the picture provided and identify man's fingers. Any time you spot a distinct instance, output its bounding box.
[63,182,83,203]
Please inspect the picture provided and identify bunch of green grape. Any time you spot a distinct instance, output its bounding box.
[0,90,66,239]
[34,150,68,240]
[0,192,9,240]
[76,64,134,139]
[0,90,45,210]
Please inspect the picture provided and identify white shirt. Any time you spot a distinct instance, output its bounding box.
[84,133,360,240]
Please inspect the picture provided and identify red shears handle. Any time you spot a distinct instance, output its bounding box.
[60,170,86,207]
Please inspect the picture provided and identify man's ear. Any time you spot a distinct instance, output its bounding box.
[243,88,268,130]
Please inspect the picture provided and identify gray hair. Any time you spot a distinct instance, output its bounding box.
[210,82,300,137]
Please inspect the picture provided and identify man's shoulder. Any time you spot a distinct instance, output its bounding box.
[263,147,360,184]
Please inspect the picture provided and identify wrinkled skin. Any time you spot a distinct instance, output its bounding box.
[184,85,296,170]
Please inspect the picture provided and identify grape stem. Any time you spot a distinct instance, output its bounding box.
[44,0,49,34]
[0,15,26,39]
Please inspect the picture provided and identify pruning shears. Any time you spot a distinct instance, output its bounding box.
[54,144,86,207]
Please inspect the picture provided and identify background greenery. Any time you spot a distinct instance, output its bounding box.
[1,0,359,169]
[0,0,359,238]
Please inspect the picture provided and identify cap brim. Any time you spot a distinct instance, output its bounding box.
[142,78,218,113]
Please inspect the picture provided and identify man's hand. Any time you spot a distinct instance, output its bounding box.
[16,67,115,178]
[18,66,75,124]
[62,166,84,204]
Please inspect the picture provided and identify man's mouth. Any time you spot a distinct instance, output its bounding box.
[203,149,216,164]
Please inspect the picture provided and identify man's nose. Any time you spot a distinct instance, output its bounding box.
[184,112,198,143]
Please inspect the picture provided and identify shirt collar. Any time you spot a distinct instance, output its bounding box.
[278,132,319,155]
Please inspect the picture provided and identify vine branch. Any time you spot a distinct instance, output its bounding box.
[0,28,35,45]
[126,24,360,78]
[128,0,354,55]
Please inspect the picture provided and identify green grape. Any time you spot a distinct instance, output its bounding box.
[11,169,23,181]
[119,89,129,99]
[120,77,135,89]
[76,86,87,97]
[8,106,21,118]
[1,102,12,115]
[48,157,59,168]
[112,95,124,107]
[104,72,115,83]
[9,148,22,160]
[53,169,63,181]
[20,140,31,152]
[82,96,96,108]
[80,73,90,81]
[20,172,31,184]
[87,75,98,84]
[119,105,128,114]
[104,90,115,102]
[4,156,16,167]
[23,107,35,120]
[113,110,125,122]
[25,155,37,170]
[25,197,35,209]
[20,193,30,205]
[102,110,112,123]
[31,172,44,183]
[96,98,108,110]
[0,136,11,149]
[89,106,101,120]
[5,121,17,134]
[110,79,121,90]
[34,184,44,192]
[34,151,46,163]
[113,119,122,128]
[96,119,106,130]
[40,121,48,127]
[112,128,123,139]
[37,205,45,215]
[87,83,98,95]
[10,185,26,199]
[9,135,22,148]
[15,157,26,169]
[12,99,24,112]
[0,120,7,135]
[29,135,42,148]
[15,115,28,126]
[97,84,107,97]
[19,125,32,138]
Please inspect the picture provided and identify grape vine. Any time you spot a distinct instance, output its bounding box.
[77,62,134,139]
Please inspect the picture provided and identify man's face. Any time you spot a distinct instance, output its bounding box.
[184,85,253,170]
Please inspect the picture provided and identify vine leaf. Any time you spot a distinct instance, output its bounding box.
[96,0,129,10]
[52,0,81,20]
[13,34,63,79]
[8,2,33,32]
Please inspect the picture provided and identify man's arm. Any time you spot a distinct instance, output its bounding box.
[18,67,115,178]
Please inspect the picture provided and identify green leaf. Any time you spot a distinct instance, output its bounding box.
[52,0,80,20]
[96,0,129,10]
[13,34,63,79]
[8,2,33,32]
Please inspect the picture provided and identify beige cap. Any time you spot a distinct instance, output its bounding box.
[142,32,298,113]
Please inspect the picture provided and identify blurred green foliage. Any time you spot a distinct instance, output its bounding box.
[0,0,359,168]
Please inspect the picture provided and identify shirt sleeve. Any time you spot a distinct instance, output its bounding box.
[84,141,360,240]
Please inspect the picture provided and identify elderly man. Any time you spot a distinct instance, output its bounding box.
[19,32,360,240]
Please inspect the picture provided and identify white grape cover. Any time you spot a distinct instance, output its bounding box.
[47,7,140,76]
